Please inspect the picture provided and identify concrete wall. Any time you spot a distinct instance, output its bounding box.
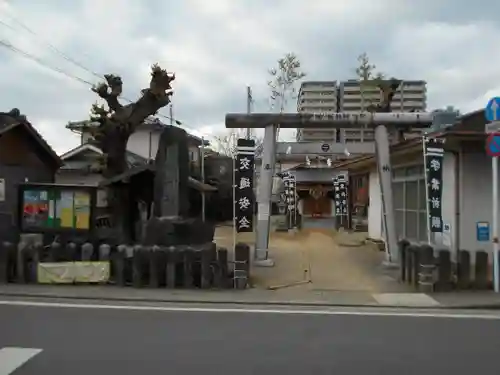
[458,151,496,255]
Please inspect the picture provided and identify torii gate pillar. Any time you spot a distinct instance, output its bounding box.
[254,124,277,266]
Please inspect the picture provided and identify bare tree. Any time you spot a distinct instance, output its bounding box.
[89,64,175,178]
[268,53,306,140]
[88,64,175,241]
[212,129,263,157]
[268,53,306,113]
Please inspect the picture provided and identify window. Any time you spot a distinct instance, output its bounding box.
[392,165,427,242]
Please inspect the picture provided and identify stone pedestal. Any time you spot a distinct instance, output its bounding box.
[143,216,214,247]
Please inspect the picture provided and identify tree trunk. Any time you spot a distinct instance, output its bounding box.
[99,126,133,243]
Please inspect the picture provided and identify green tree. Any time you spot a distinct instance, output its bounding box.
[354,53,402,113]
[354,53,385,111]
[268,53,306,112]
[267,53,306,140]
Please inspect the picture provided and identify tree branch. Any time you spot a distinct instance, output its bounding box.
[125,64,175,125]
[91,74,123,112]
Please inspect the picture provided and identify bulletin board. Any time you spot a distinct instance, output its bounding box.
[18,183,96,235]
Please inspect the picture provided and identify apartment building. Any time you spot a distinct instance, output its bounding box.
[296,81,339,142]
[296,79,427,144]
[338,79,427,143]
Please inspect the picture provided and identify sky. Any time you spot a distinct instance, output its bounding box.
[0,0,498,154]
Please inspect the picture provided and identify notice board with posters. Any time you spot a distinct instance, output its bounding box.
[18,183,97,235]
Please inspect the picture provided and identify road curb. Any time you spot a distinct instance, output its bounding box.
[1,291,499,310]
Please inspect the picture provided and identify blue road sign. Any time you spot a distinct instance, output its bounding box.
[486,133,500,156]
[485,97,500,122]
[476,222,490,242]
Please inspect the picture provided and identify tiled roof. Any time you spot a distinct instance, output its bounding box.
[0,109,62,168]
[60,142,149,169]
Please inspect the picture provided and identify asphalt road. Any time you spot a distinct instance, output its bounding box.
[1,299,500,374]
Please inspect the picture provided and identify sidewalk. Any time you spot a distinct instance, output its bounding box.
[1,284,500,309]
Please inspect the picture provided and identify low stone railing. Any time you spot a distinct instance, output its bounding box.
[398,240,495,292]
[0,240,251,290]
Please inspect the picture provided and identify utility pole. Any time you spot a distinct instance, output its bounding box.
[201,136,206,222]
[169,104,174,125]
[246,86,252,139]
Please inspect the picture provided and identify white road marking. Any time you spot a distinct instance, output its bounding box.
[0,299,499,320]
[0,347,42,375]
[372,293,440,307]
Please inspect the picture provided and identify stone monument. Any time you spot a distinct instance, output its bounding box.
[143,125,215,246]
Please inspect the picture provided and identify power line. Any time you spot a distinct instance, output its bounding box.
[1,9,102,80]
[0,39,94,86]
[0,36,191,130]
[0,11,193,130]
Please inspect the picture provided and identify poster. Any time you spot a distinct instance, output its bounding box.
[22,189,49,227]
[74,192,90,229]
[20,187,92,231]
[59,191,75,228]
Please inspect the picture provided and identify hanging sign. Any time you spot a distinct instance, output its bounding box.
[283,172,297,228]
[235,139,255,233]
[333,175,348,216]
[424,137,445,233]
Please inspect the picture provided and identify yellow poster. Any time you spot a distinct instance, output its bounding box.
[74,192,90,207]
[74,192,90,229]
[60,191,74,228]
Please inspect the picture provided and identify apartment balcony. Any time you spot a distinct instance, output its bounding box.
[342,129,375,143]
[300,100,337,108]
[300,85,337,93]
[340,101,426,112]
[299,92,337,100]
[341,92,426,101]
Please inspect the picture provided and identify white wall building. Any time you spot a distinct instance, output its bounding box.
[57,118,209,211]
[337,109,491,263]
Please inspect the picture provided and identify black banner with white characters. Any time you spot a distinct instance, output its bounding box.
[283,172,297,228]
[424,137,445,233]
[333,175,348,216]
[235,139,255,233]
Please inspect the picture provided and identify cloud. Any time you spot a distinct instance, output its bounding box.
[0,0,498,154]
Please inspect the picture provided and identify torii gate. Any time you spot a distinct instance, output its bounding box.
[225,81,434,266]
